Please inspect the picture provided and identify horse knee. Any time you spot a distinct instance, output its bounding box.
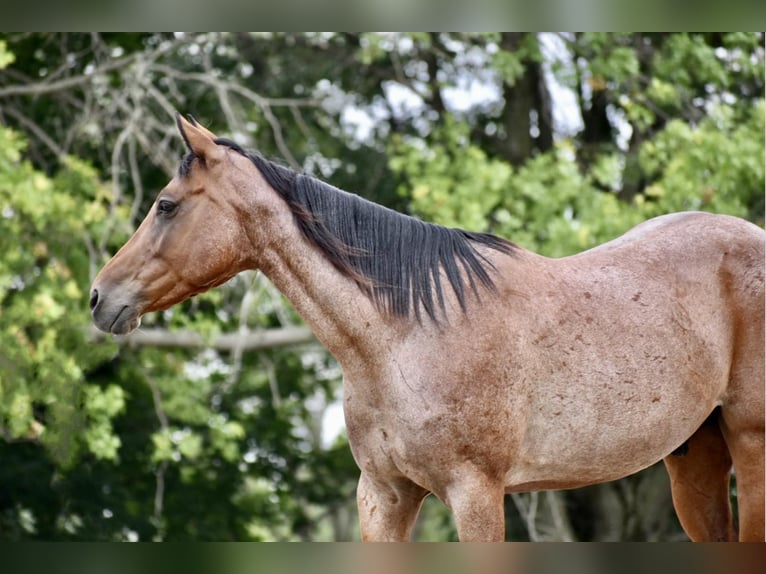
[356,473,427,541]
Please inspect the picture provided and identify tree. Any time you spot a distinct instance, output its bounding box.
[0,33,763,541]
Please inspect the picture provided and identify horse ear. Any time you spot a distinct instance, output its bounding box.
[175,112,223,164]
[186,114,219,141]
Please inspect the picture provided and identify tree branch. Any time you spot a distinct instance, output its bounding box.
[0,36,188,99]
[89,325,317,352]
[146,375,169,541]
[1,107,66,159]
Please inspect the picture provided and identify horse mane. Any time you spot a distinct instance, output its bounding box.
[192,138,515,322]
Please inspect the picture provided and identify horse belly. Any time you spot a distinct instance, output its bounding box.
[507,407,695,491]
[506,310,731,490]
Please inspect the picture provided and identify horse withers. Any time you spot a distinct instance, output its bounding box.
[90,114,765,541]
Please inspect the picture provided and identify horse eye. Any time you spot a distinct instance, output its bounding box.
[157,199,177,216]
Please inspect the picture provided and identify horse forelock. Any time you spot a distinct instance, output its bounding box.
[178,151,196,178]
[208,138,516,323]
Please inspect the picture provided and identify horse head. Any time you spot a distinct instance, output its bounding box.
[90,114,256,334]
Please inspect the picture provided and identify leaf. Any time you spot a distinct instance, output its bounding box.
[0,40,15,69]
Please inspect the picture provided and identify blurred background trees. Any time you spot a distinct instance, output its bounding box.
[0,32,763,541]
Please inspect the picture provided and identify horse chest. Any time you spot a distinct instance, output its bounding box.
[342,360,522,488]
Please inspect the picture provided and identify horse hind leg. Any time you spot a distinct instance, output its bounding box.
[663,412,737,541]
[717,222,765,541]
[721,422,766,542]
[720,396,766,542]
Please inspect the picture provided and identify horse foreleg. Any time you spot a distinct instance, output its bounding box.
[356,471,427,541]
[444,469,506,541]
[663,420,737,541]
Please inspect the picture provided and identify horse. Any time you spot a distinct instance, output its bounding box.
[90,114,765,541]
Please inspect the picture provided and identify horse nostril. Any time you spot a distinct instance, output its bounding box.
[89,289,99,311]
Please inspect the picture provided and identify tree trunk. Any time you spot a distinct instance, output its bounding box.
[496,33,554,167]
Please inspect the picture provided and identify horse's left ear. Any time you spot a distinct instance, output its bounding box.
[186,114,219,141]
[176,112,224,164]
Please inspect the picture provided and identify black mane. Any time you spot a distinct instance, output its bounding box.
[186,138,515,322]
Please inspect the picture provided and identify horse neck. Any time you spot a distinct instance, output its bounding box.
[242,184,386,365]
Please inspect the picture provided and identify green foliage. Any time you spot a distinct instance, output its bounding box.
[584,33,640,86]
[390,117,512,231]
[82,384,126,461]
[639,101,765,222]
[396,111,763,256]
[392,39,764,256]
[493,50,527,87]
[393,132,647,258]
[654,34,730,90]
[0,125,117,467]
[0,40,14,69]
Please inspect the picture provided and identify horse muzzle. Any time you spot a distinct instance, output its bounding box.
[89,283,142,335]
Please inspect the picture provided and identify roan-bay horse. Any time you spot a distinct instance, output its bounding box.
[90,114,765,541]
